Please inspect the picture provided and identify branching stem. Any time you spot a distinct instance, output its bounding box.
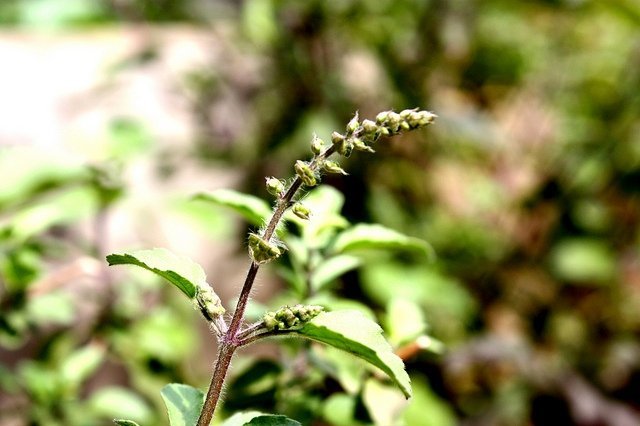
[197,144,337,426]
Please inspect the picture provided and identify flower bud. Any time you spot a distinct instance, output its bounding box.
[352,137,375,153]
[265,177,285,197]
[338,139,353,158]
[195,286,225,321]
[294,160,317,187]
[310,134,324,155]
[400,108,418,119]
[322,160,348,175]
[346,112,359,135]
[248,233,283,264]
[292,203,310,220]
[331,131,346,145]
[376,111,390,124]
[386,112,402,133]
[361,119,378,136]
[263,304,324,331]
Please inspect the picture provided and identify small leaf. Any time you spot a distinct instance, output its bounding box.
[61,343,105,391]
[114,420,141,426]
[221,412,301,426]
[221,411,264,426]
[160,383,204,426]
[88,387,152,424]
[385,299,427,347]
[332,224,432,257]
[194,189,271,226]
[310,255,361,292]
[294,310,411,398]
[245,416,301,426]
[107,248,208,298]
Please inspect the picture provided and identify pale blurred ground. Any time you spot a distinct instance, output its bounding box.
[0,25,278,315]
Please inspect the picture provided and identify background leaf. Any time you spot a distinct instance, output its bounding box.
[87,387,153,424]
[113,420,141,426]
[295,310,412,398]
[332,224,433,257]
[160,383,205,426]
[194,189,271,226]
[244,415,301,426]
[107,248,209,298]
[310,255,361,292]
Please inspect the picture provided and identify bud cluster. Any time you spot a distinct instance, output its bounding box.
[263,304,325,331]
[248,233,283,264]
[294,160,318,187]
[374,108,437,137]
[195,285,226,322]
[265,177,285,197]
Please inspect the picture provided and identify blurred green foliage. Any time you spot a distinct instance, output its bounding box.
[2,0,640,425]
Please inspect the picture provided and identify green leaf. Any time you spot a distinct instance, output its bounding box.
[310,255,361,292]
[107,248,209,298]
[87,387,152,424]
[332,224,433,257]
[550,238,616,284]
[61,343,105,391]
[285,185,349,249]
[221,412,301,426]
[245,416,301,426]
[114,420,141,426]
[294,310,411,398]
[362,379,409,426]
[160,383,205,426]
[26,291,75,326]
[193,189,271,227]
[221,411,264,426]
[385,299,427,347]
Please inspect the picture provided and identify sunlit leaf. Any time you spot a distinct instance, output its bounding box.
[193,189,271,227]
[113,420,141,426]
[107,248,208,298]
[310,255,361,292]
[294,310,411,398]
[221,411,301,426]
[332,224,433,257]
[88,387,152,424]
[363,379,409,426]
[244,415,301,425]
[160,383,204,426]
[385,299,427,346]
[61,343,105,391]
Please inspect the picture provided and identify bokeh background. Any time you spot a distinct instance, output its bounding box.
[1,0,640,425]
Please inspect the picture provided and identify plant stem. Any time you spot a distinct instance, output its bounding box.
[197,144,338,426]
[197,343,236,425]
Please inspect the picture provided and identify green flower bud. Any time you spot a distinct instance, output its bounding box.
[352,137,375,153]
[263,304,324,331]
[195,286,225,321]
[322,160,348,175]
[248,233,283,264]
[331,131,346,145]
[361,119,378,136]
[292,203,310,220]
[386,112,402,133]
[265,177,285,197]
[337,139,353,157]
[400,120,411,131]
[311,134,324,155]
[294,160,318,187]
[399,108,418,119]
[346,112,359,135]
[376,111,390,124]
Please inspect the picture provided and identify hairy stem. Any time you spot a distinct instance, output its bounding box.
[197,144,338,425]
